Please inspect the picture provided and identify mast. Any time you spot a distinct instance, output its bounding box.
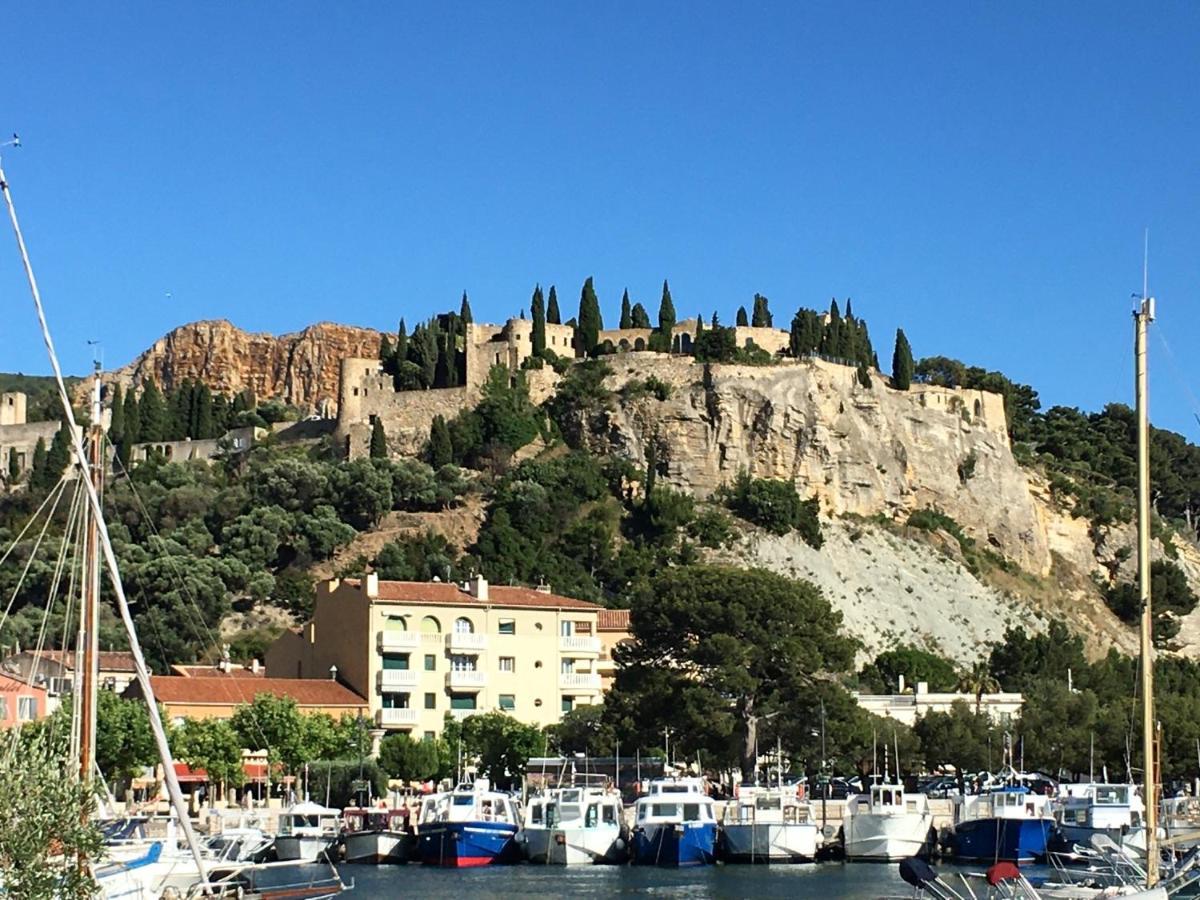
[1135,292,1158,886]
[79,362,102,790]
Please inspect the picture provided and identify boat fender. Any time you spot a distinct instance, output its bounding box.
[555,834,566,845]
[614,838,626,850]
[822,825,836,840]
[796,784,806,800]
[733,783,739,799]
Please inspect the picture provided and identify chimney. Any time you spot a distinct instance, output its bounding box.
[250,659,261,675]
[535,581,552,594]
[365,573,379,598]
[468,574,489,602]
[916,681,929,695]
[329,664,338,682]
[897,674,905,694]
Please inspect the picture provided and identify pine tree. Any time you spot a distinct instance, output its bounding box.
[531,285,546,356]
[751,294,772,328]
[459,291,473,325]
[195,383,214,438]
[657,280,676,335]
[30,437,47,488]
[108,384,125,445]
[577,277,602,356]
[122,388,141,444]
[620,290,633,329]
[736,306,749,327]
[546,286,562,325]
[369,418,388,459]
[429,414,453,467]
[139,380,167,442]
[630,303,651,329]
[892,328,914,391]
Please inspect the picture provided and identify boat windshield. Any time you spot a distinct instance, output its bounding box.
[1095,786,1129,805]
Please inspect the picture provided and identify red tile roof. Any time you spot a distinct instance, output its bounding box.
[356,579,603,612]
[597,609,631,632]
[0,671,46,693]
[38,650,138,672]
[172,664,266,678]
[140,676,367,708]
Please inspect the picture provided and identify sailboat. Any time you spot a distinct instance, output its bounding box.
[0,148,350,898]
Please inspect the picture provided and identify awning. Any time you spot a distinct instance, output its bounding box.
[173,762,208,784]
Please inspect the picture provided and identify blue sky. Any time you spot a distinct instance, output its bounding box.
[2,3,1198,434]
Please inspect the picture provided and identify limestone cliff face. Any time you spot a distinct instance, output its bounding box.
[111,320,384,413]
[585,355,1051,574]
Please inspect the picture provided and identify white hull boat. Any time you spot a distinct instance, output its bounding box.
[343,829,410,863]
[524,785,628,865]
[721,821,820,863]
[274,834,338,863]
[843,784,933,860]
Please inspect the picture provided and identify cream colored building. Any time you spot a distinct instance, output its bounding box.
[266,575,614,738]
[854,680,1024,728]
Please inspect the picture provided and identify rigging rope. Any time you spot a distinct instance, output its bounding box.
[0,477,69,640]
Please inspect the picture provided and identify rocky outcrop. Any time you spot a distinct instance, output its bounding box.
[110,320,384,413]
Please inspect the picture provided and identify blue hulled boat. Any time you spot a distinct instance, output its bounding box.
[949,785,1055,862]
[417,780,523,867]
[631,777,717,867]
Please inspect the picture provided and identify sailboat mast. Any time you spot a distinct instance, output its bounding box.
[1135,294,1158,886]
[79,363,102,788]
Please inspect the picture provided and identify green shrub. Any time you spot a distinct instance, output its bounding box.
[720,471,822,547]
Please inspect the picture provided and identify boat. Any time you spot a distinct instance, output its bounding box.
[719,782,820,863]
[947,783,1056,862]
[630,776,717,867]
[416,779,523,867]
[341,806,413,863]
[1050,783,1147,857]
[523,785,629,865]
[274,800,342,862]
[843,781,934,860]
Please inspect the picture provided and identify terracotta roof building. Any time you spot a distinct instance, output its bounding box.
[123,674,368,724]
[0,671,47,728]
[596,608,632,691]
[0,649,139,702]
[267,574,632,739]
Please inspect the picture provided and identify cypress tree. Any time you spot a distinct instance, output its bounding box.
[577,277,602,356]
[108,384,125,445]
[531,285,546,356]
[123,388,141,444]
[789,312,804,358]
[409,323,439,388]
[620,290,633,329]
[630,303,651,329]
[369,418,388,459]
[751,293,772,328]
[459,291,473,325]
[657,280,676,335]
[380,334,394,371]
[429,414,453,468]
[139,380,167,442]
[845,298,854,320]
[42,419,71,487]
[892,329,914,390]
[211,393,229,434]
[195,383,214,439]
[736,306,749,327]
[6,447,18,483]
[433,334,452,388]
[168,381,190,440]
[546,286,562,325]
[856,360,872,389]
[711,311,719,328]
[395,319,409,363]
[30,437,47,488]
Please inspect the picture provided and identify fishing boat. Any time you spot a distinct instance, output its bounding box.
[341,806,413,863]
[947,783,1056,862]
[843,781,934,860]
[416,779,523,867]
[718,782,820,863]
[630,776,717,867]
[274,800,342,862]
[523,784,629,865]
[1050,783,1147,857]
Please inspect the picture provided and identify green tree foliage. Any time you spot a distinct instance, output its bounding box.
[545,704,619,756]
[95,690,159,781]
[630,302,651,329]
[988,622,1087,694]
[531,284,546,356]
[429,414,453,468]
[29,436,50,490]
[751,293,772,327]
[914,701,999,780]
[139,379,168,442]
[5,446,18,483]
[606,565,855,779]
[447,366,542,468]
[378,733,442,782]
[915,355,1041,442]
[1104,559,1198,645]
[173,717,246,789]
[453,712,546,789]
[369,418,388,459]
[230,693,310,775]
[720,470,823,547]
[693,326,737,362]
[576,277,603,357]
[376,530,461,582]
[892,329,914,390]
[546,285,562,325]
[657,280,676,335]
[459,291,473,324]
[0,726,102,899]
[307,759,389,808]
[108,383,126,444]
[859,645,959,693]
[788,309,824,358]
[619,289,633,329]
[736,306,749,327]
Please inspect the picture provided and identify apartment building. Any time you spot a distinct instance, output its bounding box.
[266,574,615,738]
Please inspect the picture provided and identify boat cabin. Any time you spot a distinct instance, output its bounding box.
[419,782,521,826]
[1058,784,1142,831]
[635,779,715,827]
[956,787,1052,823]
[723,785,813,826]
[343,807,410,834]
[526,787,623,831]
[278,801,341,836]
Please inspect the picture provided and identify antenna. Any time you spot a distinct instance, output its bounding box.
[1143,228,1149,303]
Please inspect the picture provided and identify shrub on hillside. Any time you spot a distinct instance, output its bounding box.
[719,471,822,548]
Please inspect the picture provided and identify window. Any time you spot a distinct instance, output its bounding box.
[450,655,477,672]
[420,616,441,634]
[423,731,435,742]
[382,693,410,709]
[498,695,515,711]
[450,694,477,711]
[17,697,35,721]
[424,693,436,710]
[560,620,574,637]
[498,618,515,635]
[454,617,474,634]
[381,652,409,671]
[561,658,575,674]
[383,615,408,632]
[424,654,436,671]
[602,805,617,825]
[0,698,7,719]
[498,657,515,673]
[651,804,677,818]
[561,696,574,714]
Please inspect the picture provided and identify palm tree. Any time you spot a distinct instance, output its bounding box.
[956,662,1000,715]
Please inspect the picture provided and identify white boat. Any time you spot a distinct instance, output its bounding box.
[843,782,934,860]
[524,786,629,865]
[719,783,820,863]
[342,807,413,863]
[274,800,342,862]
[1052,783,1147,856]
[631,777,717,867]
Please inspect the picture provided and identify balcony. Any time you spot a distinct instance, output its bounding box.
[446,670,487,689]
[377,630,421,652]
[376,708,420,727]
[449,708,476,721]
[559,635,601,654]
[377,669,420,689]
[558,672,602,691]
[447,632,487,652]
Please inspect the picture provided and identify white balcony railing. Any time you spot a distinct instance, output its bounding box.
[447,632,487,652]
[376,708,420,727]
[558,672,602,691]
[449,708,476,721]
[377,630,421,651]
[558,635,601,654]
[377,669,420,689]
[447,670,487,689]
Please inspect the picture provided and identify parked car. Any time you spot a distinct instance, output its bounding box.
[917,775,959,798]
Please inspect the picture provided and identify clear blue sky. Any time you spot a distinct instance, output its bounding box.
[2,3,1198,434]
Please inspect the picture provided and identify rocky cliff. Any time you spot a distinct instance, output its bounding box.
[110,320,384,413]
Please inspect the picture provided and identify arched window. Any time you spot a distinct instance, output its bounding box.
[384,615,408,632]
[618,339,630,352]
[454,617,474,634]
[420,615,441,634]
[634,338,646,351]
